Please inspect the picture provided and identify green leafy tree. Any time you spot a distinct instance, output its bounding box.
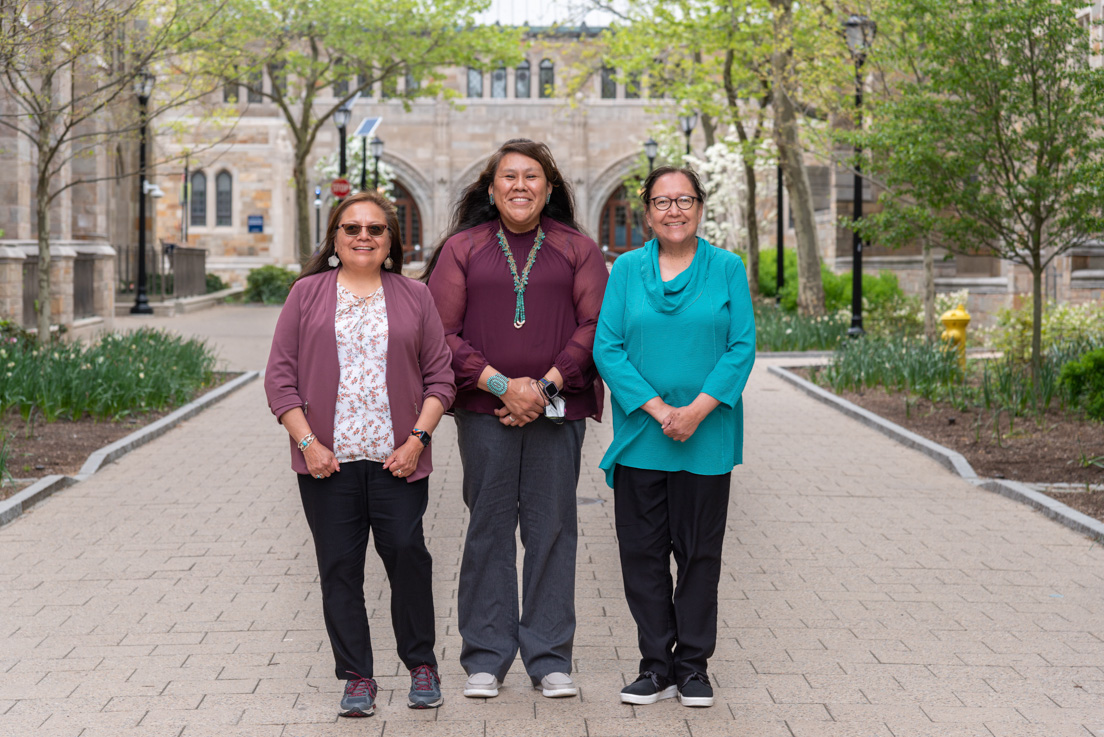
[585,0,852,313]
[215,0,521,263]
[0,0,227,340]
[854,0,1104,383]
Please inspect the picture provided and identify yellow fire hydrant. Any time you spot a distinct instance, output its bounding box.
[940,304,971,370]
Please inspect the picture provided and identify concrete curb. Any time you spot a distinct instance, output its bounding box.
[0,371,259,528]
[768,365,1104,542]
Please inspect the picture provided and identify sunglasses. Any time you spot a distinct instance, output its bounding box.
[337,223,388,237]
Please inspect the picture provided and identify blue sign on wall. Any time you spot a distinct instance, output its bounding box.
[248,215,264,233]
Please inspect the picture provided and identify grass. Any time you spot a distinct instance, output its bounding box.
[755,303,848,352]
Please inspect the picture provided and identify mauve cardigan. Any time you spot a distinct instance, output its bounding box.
[264,268,456,481]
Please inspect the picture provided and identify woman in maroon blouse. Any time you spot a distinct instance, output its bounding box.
[424,139,608,699]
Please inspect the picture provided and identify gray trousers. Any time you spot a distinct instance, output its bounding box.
[454,409,584,683]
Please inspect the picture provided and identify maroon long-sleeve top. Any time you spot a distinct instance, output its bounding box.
[427,216,609,421]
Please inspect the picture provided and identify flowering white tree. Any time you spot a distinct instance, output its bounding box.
[313,135,397,201]
[686,136,776,258]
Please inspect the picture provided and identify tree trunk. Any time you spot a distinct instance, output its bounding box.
[922,236,936,341]
[1031,261,1043,391]
[293,152,312,265]
[35,176,52,340]
[771,0,824,316]
[743,157,761,300]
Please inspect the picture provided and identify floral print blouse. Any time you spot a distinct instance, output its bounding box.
[332,282,392,463]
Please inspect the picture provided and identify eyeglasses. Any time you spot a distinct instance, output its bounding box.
[337,223,388,237]
[650,195,700,211]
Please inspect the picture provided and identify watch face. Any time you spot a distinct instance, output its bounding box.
[541,380,560,399]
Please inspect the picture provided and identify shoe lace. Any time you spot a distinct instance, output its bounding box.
[637,671,665,689]
[681,672,711,689]
[344,672,377,699]
[411,664,439,691]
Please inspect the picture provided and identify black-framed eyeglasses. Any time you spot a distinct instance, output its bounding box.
[650,195,700,211]
[337,223,388,237]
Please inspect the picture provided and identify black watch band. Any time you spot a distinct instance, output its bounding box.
[411,428,431,446]
[538,378,560,400]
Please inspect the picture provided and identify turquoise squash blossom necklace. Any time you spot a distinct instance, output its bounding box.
[496,224,545,328]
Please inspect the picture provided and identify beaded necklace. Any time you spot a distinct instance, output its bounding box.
[496,224,545,329]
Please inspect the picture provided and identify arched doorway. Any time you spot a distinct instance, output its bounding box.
[598,186,649,259]
[392,181,423,262]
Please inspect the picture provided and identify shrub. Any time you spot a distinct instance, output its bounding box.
[991,297,1104,362]
[756,248,905,316]
[1060,348,1104,421]
[245,265,297,304]
[754,304,847,351]
[206,273,229,293]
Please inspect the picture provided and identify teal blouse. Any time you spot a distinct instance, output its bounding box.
[593,238,756,488]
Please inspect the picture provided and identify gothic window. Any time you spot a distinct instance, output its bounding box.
[599,186,649,257]
[515,60,530,98]
[600,66,616,99]
[223,82,238,103]
[246,70,263,102]
[491,66,507,98]
[334,78,349,97]
[467,67,483,98]
[405,68,420,92]
[190,171,207,227]
[625,71,642,99]
[269,62,287,97]
[215,171,232,226]
[539,59,554,98]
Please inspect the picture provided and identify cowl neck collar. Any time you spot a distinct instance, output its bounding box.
[640,237,713,315]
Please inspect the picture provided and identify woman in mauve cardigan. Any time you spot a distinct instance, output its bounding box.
[594,166,755,709]
[265,192,454,718]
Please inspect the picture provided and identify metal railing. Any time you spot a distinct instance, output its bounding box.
[117,242,206,300]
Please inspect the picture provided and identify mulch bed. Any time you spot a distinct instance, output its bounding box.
[793,369,1104,523]
[0,372,237,502]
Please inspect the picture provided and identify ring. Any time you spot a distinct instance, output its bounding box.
[315,474,323,479]
[508,415,515,423]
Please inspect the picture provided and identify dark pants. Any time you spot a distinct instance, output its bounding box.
[454,409,585,683]
[298,460,436,680]
[613,465,730,682]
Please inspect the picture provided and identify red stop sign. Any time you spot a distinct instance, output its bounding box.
[331,178,351,198]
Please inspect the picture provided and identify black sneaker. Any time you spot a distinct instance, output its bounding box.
[620,671,677,705]
[339,673,377,717]
[408,664,443,709]
[677,672,713,707]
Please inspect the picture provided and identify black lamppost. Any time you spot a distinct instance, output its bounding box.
[314,186,322,248]
[371,137,384,190]
[360,137,368,192]
[131,69,156,315]
[333,105,351,199]
[776,163,784,305]
[678,112,697,156]
[844,14,876,337]
[643,137,658,173]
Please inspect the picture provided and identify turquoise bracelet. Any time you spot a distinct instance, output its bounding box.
[487,373,509,397]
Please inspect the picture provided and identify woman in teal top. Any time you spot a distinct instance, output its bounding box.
[594,166,755,709]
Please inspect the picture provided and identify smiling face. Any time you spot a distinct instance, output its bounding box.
[644,172,703,250]
[333,201,391,276]
[489,152,553,233]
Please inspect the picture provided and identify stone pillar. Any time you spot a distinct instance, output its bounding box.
[0,245,26,325]
[72,243,116,332]
[18,243,77,330]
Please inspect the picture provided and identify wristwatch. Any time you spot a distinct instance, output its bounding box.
[487,373,510,397]
[537,378,560,400]
[410,428,431,446]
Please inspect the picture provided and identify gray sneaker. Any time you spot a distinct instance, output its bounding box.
[536,672,578,698]
[463,671,500,698]
[408,664,443,709]
[339,673,376,717]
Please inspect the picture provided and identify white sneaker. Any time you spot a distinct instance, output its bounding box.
[536,672,578,698]
[463,672,500,698]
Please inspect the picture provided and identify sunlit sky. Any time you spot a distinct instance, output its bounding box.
[473,0,620,27]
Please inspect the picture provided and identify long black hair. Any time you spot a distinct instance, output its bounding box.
[300,191,405,280]
[421,138,581,281]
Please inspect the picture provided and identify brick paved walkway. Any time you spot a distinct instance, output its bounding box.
[2,306,1103,737]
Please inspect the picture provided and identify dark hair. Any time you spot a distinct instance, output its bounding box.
[639,166,707,209]
[300,191,405,280]
[421,138,581,281]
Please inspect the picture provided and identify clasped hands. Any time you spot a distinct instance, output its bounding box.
[644,397,707,442]
[303,435,423,480]
[493,377,547,427]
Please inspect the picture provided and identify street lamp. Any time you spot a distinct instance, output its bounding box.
[333,105,351,199]
[776,163,784,305]
[314,186,322,248]
[844,13,876,337]
[131,68,156,315]
[371,137,384,191]
[678,112,697,156]
[360,136,368,193]
[643,137,658,173]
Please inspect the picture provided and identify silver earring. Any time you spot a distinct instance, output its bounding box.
[328,254,340,268]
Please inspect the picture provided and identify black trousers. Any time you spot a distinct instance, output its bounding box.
[298,460,436,680]
[613,465,730,682]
